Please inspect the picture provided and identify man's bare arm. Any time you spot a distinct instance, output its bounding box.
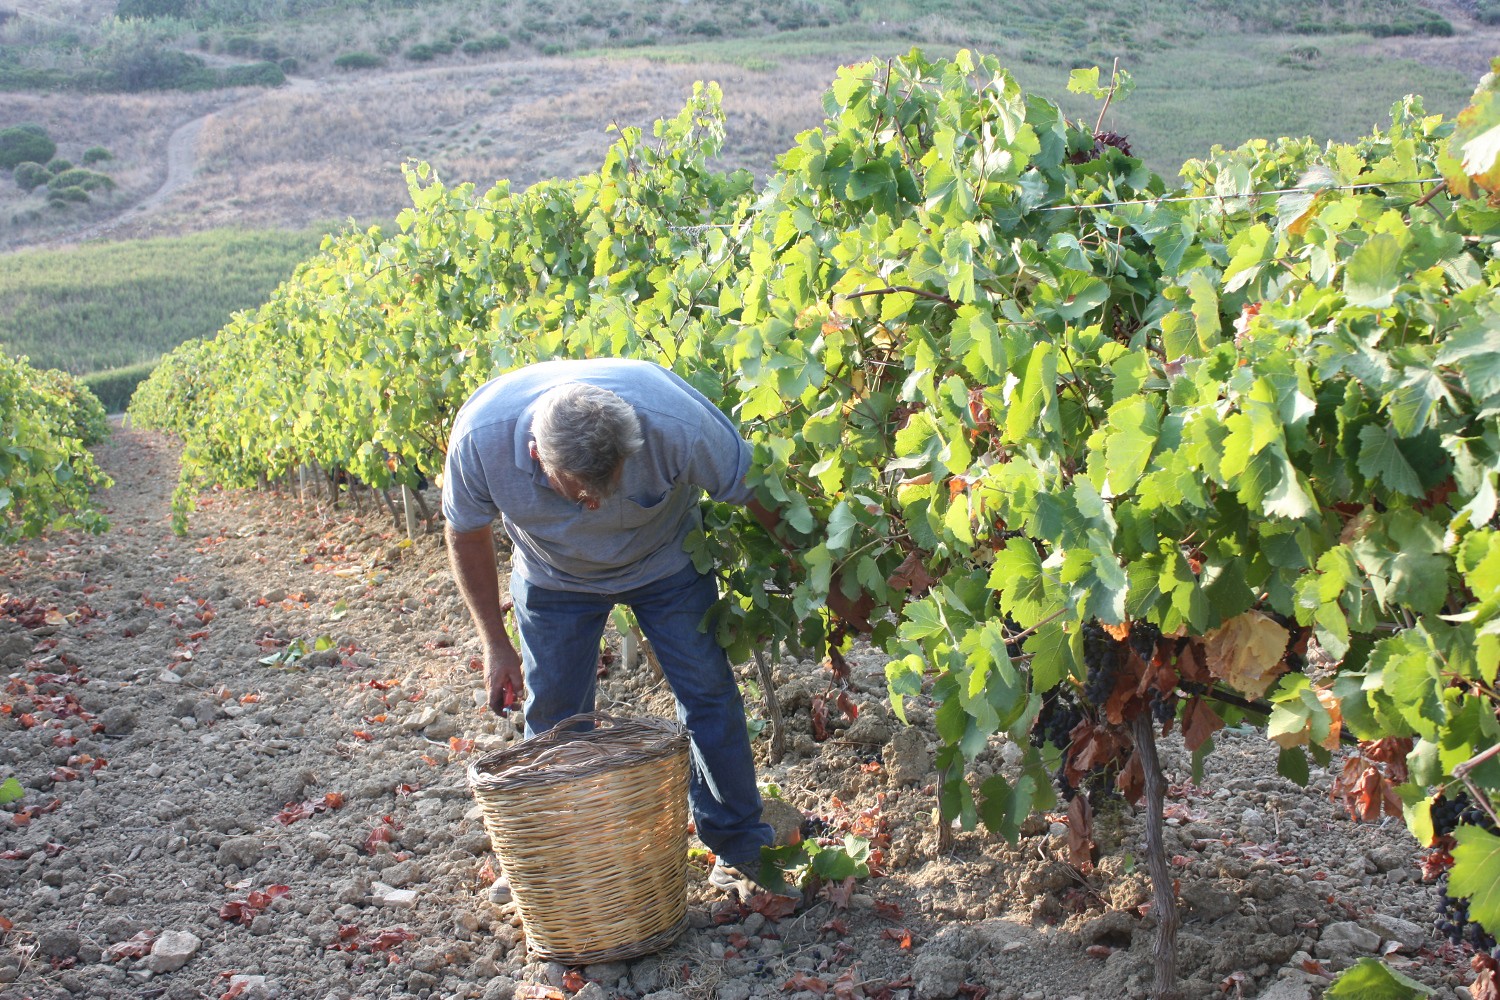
[446,524,524,714]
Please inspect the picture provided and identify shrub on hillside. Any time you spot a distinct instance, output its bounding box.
[1482,0,1500,25]
[47,159,74,174]
[404,43,438,61]
[334,51,384,70]
[13,161,49,192]
[461,34,509,55]
[107,46,211,91]
[82,146,114,165]
[48,186,91,205]
[49,168,116,193]
[223,34,258,56]
[220,61,284,87]
[0,124,56,172]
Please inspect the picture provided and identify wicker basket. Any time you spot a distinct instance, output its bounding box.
[466,713,691,965]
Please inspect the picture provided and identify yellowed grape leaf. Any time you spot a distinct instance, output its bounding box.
[1202,610,1289,699]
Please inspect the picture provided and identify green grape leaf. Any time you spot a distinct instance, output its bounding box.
[1324,959,1433,999]
[1006,343,1057,441]
[1066,66,1103,98]
[826,500,857,552]
[1276,746,1310,787]
[0,777,23,805]
[1343,234,1404,309]
[1450,824,1500,934]
[1103,397,1160,495]
[1357,425,1423,497]
[1024,620,1074,693]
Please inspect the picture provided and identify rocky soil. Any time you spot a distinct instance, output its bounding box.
[0,426,1482,1000]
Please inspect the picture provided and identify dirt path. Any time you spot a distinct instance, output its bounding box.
[63,72,320,246]
[0,428,1480,1000]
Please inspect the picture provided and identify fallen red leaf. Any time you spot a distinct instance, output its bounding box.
[825,876,856,910]
[365,928,417,952]
[274,793,344,825]
[352,730,373,742]
[106,930,158,961]
[782,972,830,995]
[881,927,914,948]
[365,823,396,855]
[561,970,586,991]
[874,899,904,920]
[748,892,798,920]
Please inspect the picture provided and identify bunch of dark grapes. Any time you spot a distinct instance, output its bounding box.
[1030,689,1083,751]
[1431,792,1498,955]
[1081,621,1122,707]
[1066,130,1134,164]
[1126,621,1161,663]
[1149,691,1176,724]
[800,815,832,840]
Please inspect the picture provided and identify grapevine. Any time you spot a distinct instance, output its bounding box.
[128,51,1500,998]
[0,355,112,543]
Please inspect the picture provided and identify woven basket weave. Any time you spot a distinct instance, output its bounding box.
[466,713,691,965]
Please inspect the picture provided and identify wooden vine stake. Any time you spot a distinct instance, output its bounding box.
[752,647,786,765]
[401,485,420,542]
[1130,712,1183,1000]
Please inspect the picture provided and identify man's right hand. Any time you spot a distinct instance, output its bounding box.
[485,643,524,716]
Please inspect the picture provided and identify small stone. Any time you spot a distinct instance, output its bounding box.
[378,889,417,908]
[36,929,80,958]
[1316,921,1382,958]
[99,706,135,735]
[1364,913,1427,953]
[760,797,804,847]
[144,930,201,973]
[1181,881,1240,920]
[1256,981,1314,1000]
[379,860,423,888]
[481,977,518,1000]
[912,952,967,1000]
[226,975,276,999]
[886,727,930,786]
[583,961,628,986]
[217,836,264,870]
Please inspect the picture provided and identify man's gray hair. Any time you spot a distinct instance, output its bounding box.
[532,383,644,496]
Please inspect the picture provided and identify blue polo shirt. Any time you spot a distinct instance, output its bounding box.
[441,358,754,593]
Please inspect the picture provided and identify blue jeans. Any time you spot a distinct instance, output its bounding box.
[508,561,774,868]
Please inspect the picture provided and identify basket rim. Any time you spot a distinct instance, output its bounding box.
[467,711,687,791]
